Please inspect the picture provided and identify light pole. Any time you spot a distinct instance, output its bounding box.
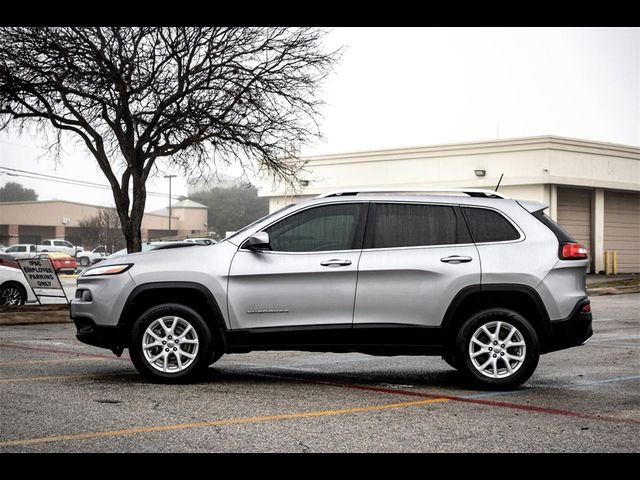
[164,175,176,235]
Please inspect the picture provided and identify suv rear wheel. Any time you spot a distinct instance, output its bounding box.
[129,303,215,383]
[455,308,539,390]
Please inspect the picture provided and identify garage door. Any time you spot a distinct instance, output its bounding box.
[604,191,640,273]
[557,187,592,256]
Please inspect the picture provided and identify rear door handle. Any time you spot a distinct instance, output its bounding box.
[440,255,473,264]
[320,259,352,267]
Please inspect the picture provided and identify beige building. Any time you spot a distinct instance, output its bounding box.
[260,136,640,273]
[0,198,208,247]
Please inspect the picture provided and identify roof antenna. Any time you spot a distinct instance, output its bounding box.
[495,173,504,192]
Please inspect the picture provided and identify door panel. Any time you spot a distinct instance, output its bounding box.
[227,202,367,331]
[354,202,480,328]
[227,250,361,330]
[353,245,480,327]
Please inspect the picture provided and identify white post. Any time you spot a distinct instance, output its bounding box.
[592,188,605,274]
[548,184,558,221]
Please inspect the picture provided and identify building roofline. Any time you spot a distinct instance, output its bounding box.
[0,199,176,218]
[298,135,640,164]
[0,199,113,208]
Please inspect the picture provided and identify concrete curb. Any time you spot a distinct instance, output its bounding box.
[0,305,71,326]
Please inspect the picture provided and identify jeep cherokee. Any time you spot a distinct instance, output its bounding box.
[70,189,592,389]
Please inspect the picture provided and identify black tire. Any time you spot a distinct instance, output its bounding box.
[79,257,90,267]
[455,308,539,390]
[1,282,27,305]
[129,303,215,383]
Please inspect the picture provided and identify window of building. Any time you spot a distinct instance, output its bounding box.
[265,203,365,252]
[462,207,521,243]
[366,203,472,249]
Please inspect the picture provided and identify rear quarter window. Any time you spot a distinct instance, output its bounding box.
[462,207,521,243]
[531,211,576,243]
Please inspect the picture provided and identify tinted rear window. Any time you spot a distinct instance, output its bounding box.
[462,207,521,243]
[366,203,472,248]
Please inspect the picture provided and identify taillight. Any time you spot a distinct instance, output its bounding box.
[560,242,588,260]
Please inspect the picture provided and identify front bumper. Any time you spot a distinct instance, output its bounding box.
[544,298,593,353]
[71,313,125,353]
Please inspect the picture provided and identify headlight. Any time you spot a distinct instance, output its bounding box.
[81,264,132,277]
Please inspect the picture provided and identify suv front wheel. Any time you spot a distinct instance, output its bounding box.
[129,303,215,383]
[455,308,540,390]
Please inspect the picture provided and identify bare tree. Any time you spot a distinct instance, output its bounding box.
[76,208,125,253]
[0,27,338,251]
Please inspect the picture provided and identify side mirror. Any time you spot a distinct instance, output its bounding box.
[245,232,270,251]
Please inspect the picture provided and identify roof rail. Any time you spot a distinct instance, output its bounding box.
[314,188,510,199]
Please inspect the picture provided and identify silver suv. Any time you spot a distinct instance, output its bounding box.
[70,189,593,389]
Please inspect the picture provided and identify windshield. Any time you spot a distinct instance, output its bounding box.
[223,203,297,243]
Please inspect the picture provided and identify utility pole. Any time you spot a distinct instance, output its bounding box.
[164,175,176,235]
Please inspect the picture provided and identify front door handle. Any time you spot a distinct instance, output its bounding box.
[440,255,473,264]
[320,259,352,267]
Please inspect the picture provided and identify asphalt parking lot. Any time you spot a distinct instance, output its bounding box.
[0,294,638,453]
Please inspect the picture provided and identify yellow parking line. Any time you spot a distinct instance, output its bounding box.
[0,397,450,448]
[0,371,136,384]
[0,358,106,366]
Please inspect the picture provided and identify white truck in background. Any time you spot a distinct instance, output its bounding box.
[76,245,109,266]
[39,239,84,257]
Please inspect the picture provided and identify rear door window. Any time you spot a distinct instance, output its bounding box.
[365,203,472,248]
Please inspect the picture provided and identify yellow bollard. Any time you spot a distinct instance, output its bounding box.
[612,251,618,275]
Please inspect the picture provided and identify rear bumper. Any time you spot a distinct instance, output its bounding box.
[543,298,593,353]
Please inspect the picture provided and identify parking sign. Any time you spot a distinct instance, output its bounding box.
[17,258,68,304]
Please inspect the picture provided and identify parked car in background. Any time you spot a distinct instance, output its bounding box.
[0,264,35,305]
[39,239,84,257]
[4,244,38,259]
[35,252,78,274]
[77,245,109,267]
[0,244,7,253]
[0,254,20,270]
[183,238,215,245]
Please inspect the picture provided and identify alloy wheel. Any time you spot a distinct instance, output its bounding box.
[142,316,200,373]
[1,286,24,305]
[468,320,526,379]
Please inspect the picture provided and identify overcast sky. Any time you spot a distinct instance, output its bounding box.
[1,27,638,211]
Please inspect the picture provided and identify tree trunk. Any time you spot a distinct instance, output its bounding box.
[126,174,147,253]
[111,174,146,254]
[123,219,143,254]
